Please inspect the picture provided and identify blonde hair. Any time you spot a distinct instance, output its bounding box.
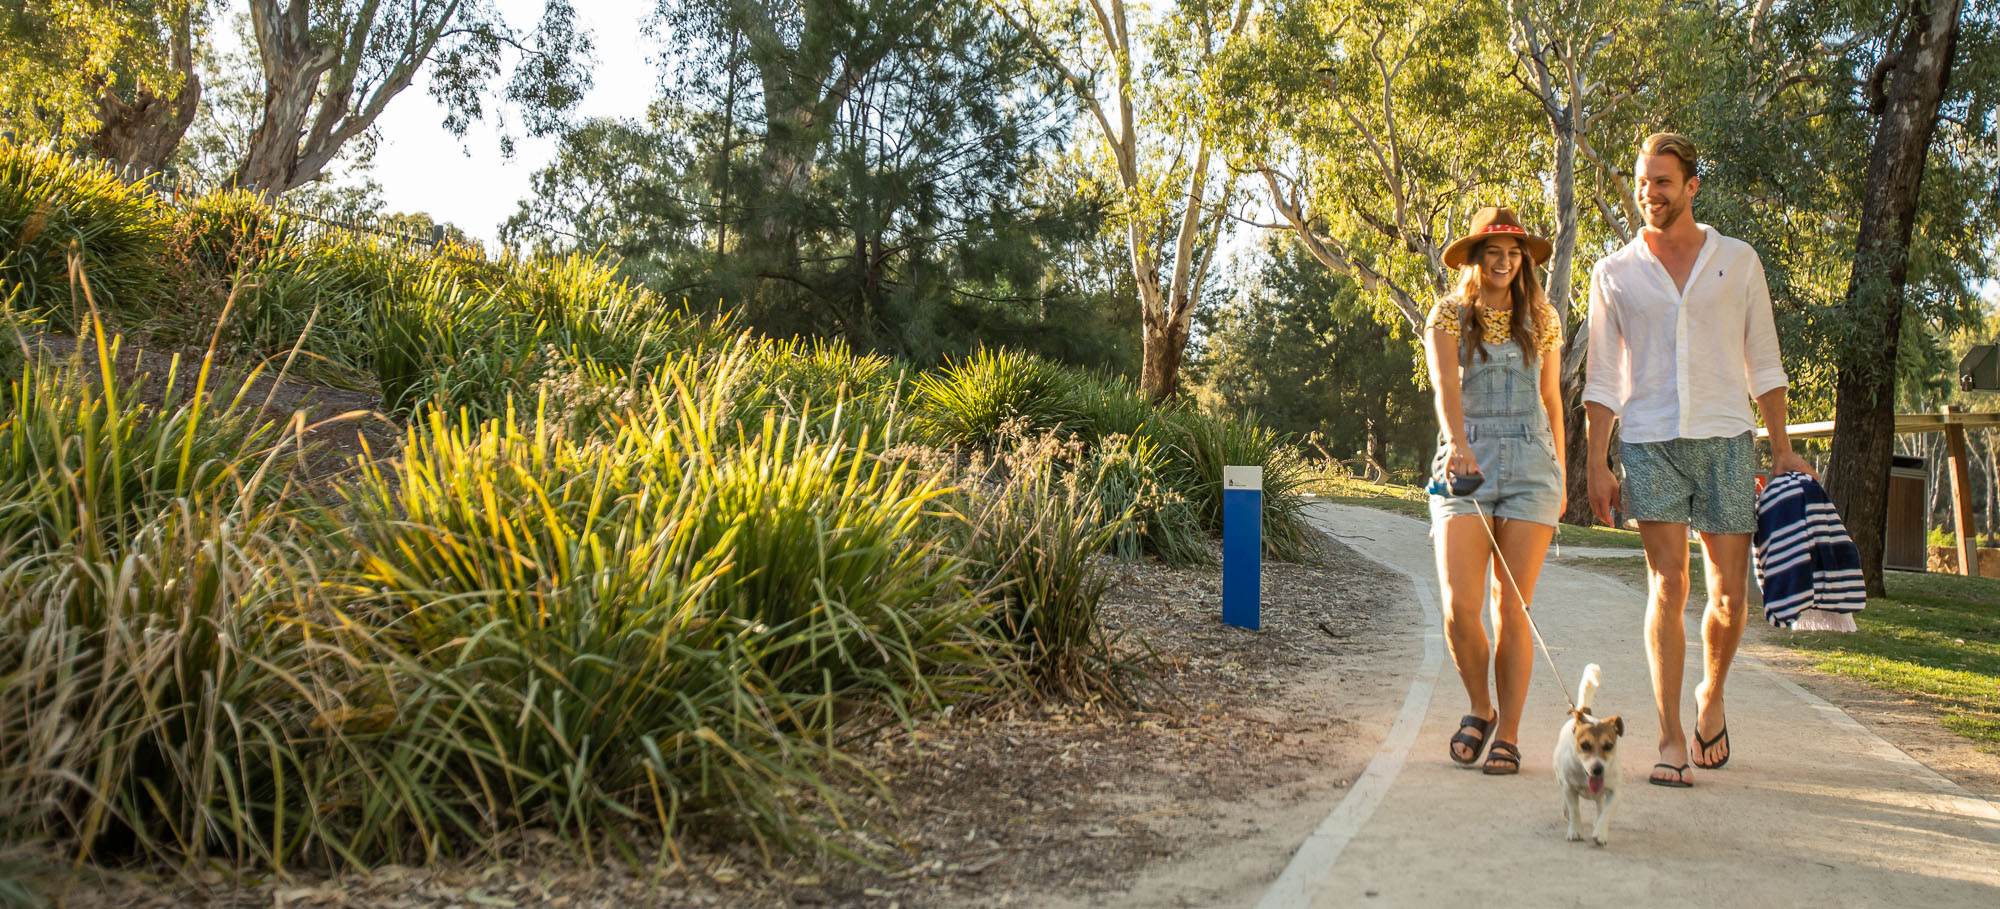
[1455,238,1551,365]
[1641,132,1699,181]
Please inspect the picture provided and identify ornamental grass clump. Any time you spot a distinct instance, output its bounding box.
[0,319,353,872]
[0,144,170,323]
[498,252,724,369]
[912,346,1083,448]
[1162,408,1317,561]
[954,433,1136,704]
[1084,432,1210,566]
[369,265,539,416]
[222,234,414,382]
[168,188,298,284]
[333,363,996,860]
[1073,373,1158,441]
[748,337,907,448]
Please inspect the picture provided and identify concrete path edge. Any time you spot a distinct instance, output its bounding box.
[1256,516,1445,909]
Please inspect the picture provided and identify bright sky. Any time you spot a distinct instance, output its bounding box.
[366,0,660,245]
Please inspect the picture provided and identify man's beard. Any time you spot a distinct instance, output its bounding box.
[1646,200,1685,229]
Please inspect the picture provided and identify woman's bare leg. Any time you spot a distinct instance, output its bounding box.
[1436,513,1498,760]
[1488,518,1556,750]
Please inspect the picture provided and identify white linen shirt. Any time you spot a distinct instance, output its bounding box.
[1582,225,1788,443]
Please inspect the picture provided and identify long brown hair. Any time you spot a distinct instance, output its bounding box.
[1455,238,1550,364]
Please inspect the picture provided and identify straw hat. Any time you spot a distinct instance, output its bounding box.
[1442,207,1553,269]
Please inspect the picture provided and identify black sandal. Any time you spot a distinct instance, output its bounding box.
[1692,724,1730,770]
[1482,740,1521,775]
[1649,762,1693,788]
[1450,714,1495,765]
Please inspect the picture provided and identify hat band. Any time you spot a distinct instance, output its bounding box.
[1479,224,1527,235]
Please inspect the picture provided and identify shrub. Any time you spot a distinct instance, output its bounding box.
[912,346,1082,447]
[1084,432,1211,566]
[1161,408,1317,561]
[0,328,343,872]
[0,144,170,323]
[332,388,994,858]
[955,435,1134,703]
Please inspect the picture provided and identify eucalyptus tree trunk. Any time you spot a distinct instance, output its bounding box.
[1505,3,1626,525]
[1825,0,1965,596]
[87,11,200,177]
[86,3,201,175]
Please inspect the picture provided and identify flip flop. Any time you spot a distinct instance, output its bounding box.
[1649,762,1693,788]
[1450,713,1494,765]
[1482,740,1521,775]
[1692,724,1730,770]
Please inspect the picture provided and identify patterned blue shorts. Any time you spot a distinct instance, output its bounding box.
[1620,432,1758,535]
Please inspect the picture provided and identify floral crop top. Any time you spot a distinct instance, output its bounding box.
[1425,300,1563,353]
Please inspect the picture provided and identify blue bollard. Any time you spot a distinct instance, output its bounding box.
[1223,465,1262,630]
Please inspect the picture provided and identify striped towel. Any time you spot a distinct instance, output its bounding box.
[1754,472,1867,630]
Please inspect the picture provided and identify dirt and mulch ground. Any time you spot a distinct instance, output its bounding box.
[28,400,1423,909]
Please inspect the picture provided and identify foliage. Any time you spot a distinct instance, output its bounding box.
[1073,372,1159,442]
[0,145,170,322]
[1161,407,1316,562]
[515,2,1130,368]
[0,1,203,148]
[168,187,297,280]
[1083,431,1210,566]
[1192,239,1432,474]
[0,323,328,870]
[912,346,1084,447]
[955,433,1133,701]
[334,385,995,860]
[228,1,593,193]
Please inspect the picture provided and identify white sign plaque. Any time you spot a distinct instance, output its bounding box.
[1223,465,1263,491]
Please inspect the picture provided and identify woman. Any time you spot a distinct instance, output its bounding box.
[1425,206,1566,775]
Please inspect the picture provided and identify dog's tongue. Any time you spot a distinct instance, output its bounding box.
[1588,774,1604,794]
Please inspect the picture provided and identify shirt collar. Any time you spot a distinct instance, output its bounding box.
[1625,223,1716,261]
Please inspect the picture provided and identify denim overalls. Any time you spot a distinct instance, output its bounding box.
[1428,336,1564,527]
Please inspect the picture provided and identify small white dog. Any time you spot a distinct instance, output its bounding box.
[1552,663,1623,846]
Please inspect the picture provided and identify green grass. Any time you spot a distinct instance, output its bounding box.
[1780,572,2000,749]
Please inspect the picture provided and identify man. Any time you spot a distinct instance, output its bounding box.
[1582,133,1815,788]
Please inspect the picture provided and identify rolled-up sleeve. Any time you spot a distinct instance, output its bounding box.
[1742,253,1788,398]
[1582,262,1627,414]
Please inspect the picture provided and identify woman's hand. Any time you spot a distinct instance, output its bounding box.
[1446,436,1481,479]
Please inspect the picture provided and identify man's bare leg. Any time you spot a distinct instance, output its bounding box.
[1693,531,1753,767]
[1639,521,1694,784]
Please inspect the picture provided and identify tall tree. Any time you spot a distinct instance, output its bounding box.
[234,0,592,193]
[1828,0,1972,596]
[1216,0,1528,334]
[1501,0,1633,522]
[0,0,207,171]
[1193,238,1431,472]
[521,1,1121,365]
[988,0,1249,401]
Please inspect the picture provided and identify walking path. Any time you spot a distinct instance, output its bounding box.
[1262,503,2000,907]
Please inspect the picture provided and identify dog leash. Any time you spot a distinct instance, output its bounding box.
[1465,495,1579,713]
